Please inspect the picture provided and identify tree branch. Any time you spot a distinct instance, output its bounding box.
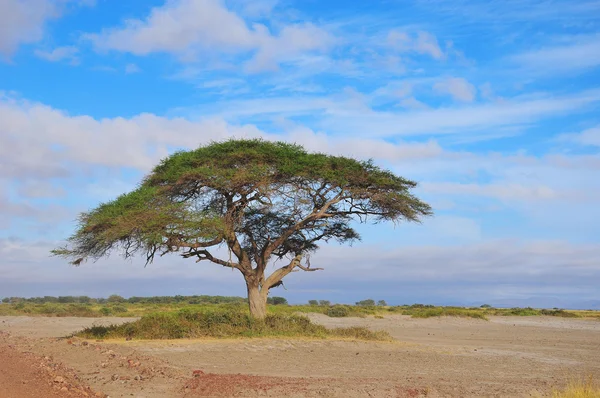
[262,253,323,290]
[182,249,243,271]
[262,190,345,263]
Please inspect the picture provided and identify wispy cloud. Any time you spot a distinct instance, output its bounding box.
[512,34,600,75]
[433,77,476,102]
[0,0,94,59]
[558,125,600,147]
[34,46,79,64]
[84,0,333,72]
[187,89,600,138]
[387,30,444,60]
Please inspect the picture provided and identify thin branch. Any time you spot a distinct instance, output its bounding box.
[295,262,324,272]
[182,249,242,271]
[262,190,345,262]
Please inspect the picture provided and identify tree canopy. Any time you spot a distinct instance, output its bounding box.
[53,139,432,318]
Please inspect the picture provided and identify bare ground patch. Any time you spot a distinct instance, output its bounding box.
[1,315,599,397]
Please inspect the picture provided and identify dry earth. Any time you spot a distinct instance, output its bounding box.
[1,314,599,397]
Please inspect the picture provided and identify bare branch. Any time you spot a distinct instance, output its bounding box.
[263,190,345,261]
[182,249,243,271]
[295,262,324,272]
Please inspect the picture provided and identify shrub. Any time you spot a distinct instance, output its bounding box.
[318,300,331,306]
[99,307,112,316]
[110,305,128,314]
[107,294,126,303]
[540,309,579,318]
[308,300,318,305]
[356,299,376,307]
[327,305,350,317]
[267,297,288,305]
[76,309,391,341]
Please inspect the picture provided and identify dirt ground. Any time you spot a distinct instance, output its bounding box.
[1,314,599,397]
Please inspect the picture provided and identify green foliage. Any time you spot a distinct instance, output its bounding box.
[99,307,112,316]
[319,300,331,306]
[267,296,288,305]
[76,309,391,341]
[0,298,595,321]
[52,139,431,290]
[308,300,318,306]
[480,304,492,308]
[327,305,350,317]
[107,294,126,303]
[403,306,488,320]
[110,304,128,314]
[377,300,387,306]
[356,299,376,307]
[498,307,542,316]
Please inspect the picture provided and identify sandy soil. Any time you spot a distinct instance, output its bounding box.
[1,314,599,397]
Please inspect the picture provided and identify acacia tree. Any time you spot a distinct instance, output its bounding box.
[52,140,431,318]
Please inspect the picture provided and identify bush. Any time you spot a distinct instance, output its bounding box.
[110,305,128,314]
[327,305,350,317]
[540,309,579,318]
[319,300,331,306]
[76,309,391,341]
[107,294,126,303]
[377,300,387,306]
[99,307,112,316]
[267,297,288,305]
[308,300,318,305]
[356,299,376,307]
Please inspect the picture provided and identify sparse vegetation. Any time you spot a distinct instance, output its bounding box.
[1,296,597,321]
[404,306,488,320]
[356,299,376,306]
[76,309,391,341]
[266,296,288,305]
[327,305,350,317]
[550,377,600,398]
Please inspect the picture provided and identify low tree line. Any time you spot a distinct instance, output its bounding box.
[308,299,388,306]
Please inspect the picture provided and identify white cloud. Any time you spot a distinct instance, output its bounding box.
[433,77,476,102]
[0,95,443,181]
[421,182,557,201]
[559,125,600,147]
[398,97,429,109]
[191,89,600,138]
[512,35,600,75]
[0,0,93,58]
[0,0,59,57]
[85,0,333,72]
[34,45,79,64]
[387,30,444,60]
[17,181,65,198]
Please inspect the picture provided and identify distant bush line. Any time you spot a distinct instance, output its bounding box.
[1,296,597,320]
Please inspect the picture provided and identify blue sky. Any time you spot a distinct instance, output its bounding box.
[1,0,600,308]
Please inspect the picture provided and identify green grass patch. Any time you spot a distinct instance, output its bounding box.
[75,309,391,341]
[401,306,488,320]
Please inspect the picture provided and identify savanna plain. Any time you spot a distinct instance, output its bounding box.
[0,299,599,398]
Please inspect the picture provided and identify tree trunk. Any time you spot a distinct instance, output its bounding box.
[246,281,267,319]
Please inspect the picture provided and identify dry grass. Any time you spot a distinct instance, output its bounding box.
[551,378,600,398]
